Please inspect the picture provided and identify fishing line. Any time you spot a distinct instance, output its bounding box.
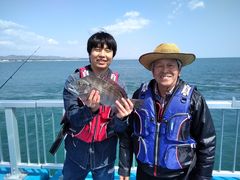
[0,46,40,89]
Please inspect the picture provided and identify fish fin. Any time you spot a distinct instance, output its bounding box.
[68,84,80,96]
[131,99,144,109]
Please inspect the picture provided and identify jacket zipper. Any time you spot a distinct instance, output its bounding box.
[90,111,100,169]
[152,80,180,176]
[152,83,179,176]
[154,123,160,176]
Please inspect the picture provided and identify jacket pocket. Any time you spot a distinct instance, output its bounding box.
[96,122,109,141]
[74,122,93,143]
[134,109,152,137]
[95,107,112,141]
[166,113,191,142]
[164,144,195,170]
[136,137,148,163]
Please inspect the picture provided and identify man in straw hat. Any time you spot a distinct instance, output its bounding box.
[118,43,216,180]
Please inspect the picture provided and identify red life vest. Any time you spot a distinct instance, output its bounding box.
[73,66,119,143]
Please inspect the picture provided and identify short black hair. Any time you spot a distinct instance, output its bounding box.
[87,31,117,57]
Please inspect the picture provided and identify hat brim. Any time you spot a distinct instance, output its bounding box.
[139,53,196,70]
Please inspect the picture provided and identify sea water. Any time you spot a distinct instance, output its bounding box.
[0,58,240,100]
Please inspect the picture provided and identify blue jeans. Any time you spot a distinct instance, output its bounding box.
[63,155,115,180]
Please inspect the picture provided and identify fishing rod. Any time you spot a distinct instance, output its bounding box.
[0,46,40,89]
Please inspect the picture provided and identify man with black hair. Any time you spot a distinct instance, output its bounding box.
[62,31,133,180]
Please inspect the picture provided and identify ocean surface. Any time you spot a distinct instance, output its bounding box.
[0,58,240,171]
[0,58,240,100]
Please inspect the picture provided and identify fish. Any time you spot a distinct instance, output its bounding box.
[67,74,143,109]
[50,75,143,155]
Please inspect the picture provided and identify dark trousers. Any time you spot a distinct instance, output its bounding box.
[62,155,115,180]
[136,166,186,180]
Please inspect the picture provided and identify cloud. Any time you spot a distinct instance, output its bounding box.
[48,38,59,45]
[124,11,140,18]
[91,11,150,35]
[0,19,59,52]
[0,19,25,29]
[0,40,15,46]
[167,0,205,24]
[188,0,205,10]
[0,19,82,56]
[167,0,183,25]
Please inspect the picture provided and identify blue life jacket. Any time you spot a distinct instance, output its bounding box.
[133,81,196,170]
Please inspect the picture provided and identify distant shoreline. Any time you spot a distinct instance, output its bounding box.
[0,55,239,62]
[0,55,139,62]
[0,59,139,62]
[0,55,85,61]
[0,59,88,62]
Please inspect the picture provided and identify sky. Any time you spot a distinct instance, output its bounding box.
[0,0,240,59]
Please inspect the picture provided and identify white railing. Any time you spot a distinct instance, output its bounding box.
[0,99,240,179]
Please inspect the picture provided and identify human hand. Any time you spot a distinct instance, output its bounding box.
[115,98,134,119]
[119,176,130,180]
[85,89,100,112]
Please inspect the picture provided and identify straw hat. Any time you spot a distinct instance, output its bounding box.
[139,43,196,70]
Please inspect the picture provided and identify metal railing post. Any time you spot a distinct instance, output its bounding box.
[0,128,3,162]
[233,109,239,172]
[4,108,26,179]
[219,110,224,171]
